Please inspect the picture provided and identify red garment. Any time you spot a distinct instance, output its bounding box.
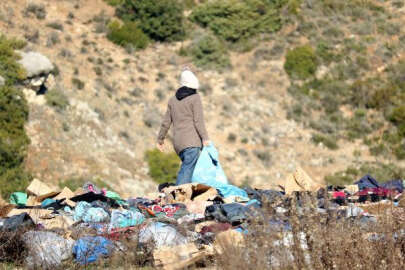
[333,191,346,199]
[356,187,397,197]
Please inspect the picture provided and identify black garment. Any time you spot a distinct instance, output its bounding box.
[205,203,252,225]
[175,86,196,101]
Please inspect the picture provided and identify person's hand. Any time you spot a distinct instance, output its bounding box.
[156,142,164,152]
[203,140,211,147]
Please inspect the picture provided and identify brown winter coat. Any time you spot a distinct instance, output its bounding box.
[157,93,209,154]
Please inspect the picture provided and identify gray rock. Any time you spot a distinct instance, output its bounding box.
[0,75,4,86]
[17,51,54,77]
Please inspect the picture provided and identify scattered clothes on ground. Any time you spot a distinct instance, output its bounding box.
[139,222,188,248]
[73,236,113,265]
[73,201,109,223]
[23,231,74,269]
[9,192,27,206]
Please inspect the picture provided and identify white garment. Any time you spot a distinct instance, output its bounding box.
[180,70,199,89]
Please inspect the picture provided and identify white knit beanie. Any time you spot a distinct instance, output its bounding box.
[180,69,199,89]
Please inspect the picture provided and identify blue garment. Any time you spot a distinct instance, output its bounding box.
[381,180,404,192]
[192,143,249,201]
[73,236,113,265]
[355,175,380,190]
[41,198,56,208]
[74,201,110,223]
[109,209,144,229]
[177,147,200,185]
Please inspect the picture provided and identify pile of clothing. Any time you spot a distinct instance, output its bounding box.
[0,167,403,269]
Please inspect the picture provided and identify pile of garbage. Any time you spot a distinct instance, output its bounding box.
[0,167,404,269]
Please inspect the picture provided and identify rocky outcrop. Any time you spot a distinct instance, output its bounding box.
[17,51,54,78]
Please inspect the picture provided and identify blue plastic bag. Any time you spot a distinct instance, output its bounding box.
[192,143,228,184]
[73,236,113,265]
[192,143,249,201]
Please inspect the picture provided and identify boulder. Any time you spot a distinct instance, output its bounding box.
[0,75,5,86]
[17,51,54,78]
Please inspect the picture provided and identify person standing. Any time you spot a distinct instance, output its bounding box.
[157,68,210,185]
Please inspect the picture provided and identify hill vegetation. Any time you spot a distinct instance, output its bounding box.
[0,36,31,198]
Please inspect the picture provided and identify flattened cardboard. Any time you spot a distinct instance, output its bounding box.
[54,187,76,207]
[6,208,53,224]
[26,179,60,202]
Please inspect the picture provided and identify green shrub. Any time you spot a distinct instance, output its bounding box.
[0,86,31,198]
[389,106,405,125]
[104,0,123,6]
[284,45,318,80]
[117,0,185,42]
[190,0,282,43]
[311,133,339,150]
[0,36,27,85]
[188,34,231,71]
[45,89,70,112]
[107,20,149,49]
[145,149,180,184]
[72,78,85,90]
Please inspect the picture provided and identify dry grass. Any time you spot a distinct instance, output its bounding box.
[214,193,405,270]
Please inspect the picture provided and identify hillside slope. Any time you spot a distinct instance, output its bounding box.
[0,0,404,196]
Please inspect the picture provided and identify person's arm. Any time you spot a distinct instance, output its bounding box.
[192,94,210,145]
[157,103,172,149]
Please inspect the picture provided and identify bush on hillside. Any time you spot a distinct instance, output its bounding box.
[188,34,231,71]
[0,86,31,198]
[117,0,186,42]
[107,20,149,49]
[190,0,282,44]
[284,45,318,80]
[145,149,180,184]
[0,36,27,85]
[45,89,70,112]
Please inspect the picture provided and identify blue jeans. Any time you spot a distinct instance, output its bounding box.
[176,147,200,185]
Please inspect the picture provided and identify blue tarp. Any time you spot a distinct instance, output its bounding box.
[192,143,249,201]
[354,175,380,190]
[73,236,113,265]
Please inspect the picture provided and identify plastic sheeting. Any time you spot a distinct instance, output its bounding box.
[139,222,188,248]
[73,236,113,265]
[192,143,249,202]
[23,231,74,269]
[74,201,110,223]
